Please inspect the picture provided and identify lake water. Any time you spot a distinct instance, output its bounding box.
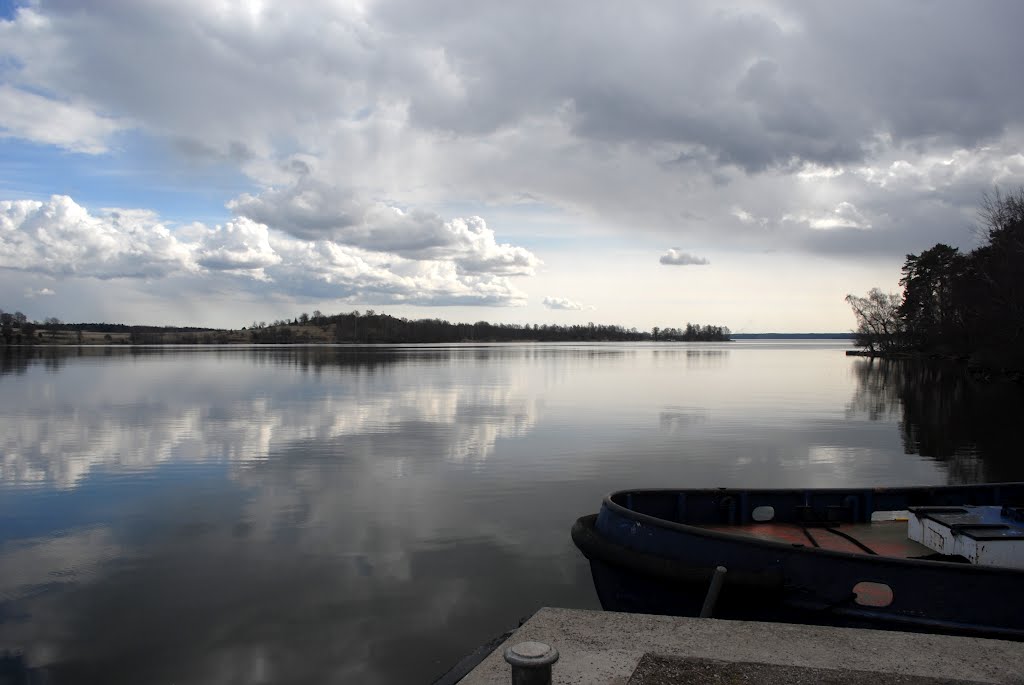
[1,342,1022,683]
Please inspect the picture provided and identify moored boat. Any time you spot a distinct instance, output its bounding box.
[572,483,1024,640]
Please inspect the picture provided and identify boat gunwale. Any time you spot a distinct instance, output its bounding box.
[600,484,1024,576]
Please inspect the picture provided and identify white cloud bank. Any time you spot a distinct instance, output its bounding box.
[0,196,537,306]
[659,249,709,266]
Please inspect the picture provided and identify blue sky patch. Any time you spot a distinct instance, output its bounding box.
[0,133,254,226]
[0,1,19,21]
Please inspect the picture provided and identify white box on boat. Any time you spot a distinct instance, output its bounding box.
[907,505,1024,569]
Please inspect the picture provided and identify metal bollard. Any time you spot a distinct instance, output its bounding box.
[504,640,559,685]
[699,565,728,618]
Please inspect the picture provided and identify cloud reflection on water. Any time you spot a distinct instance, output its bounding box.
[1,347,543,489]
[0,346,588,683]
[3,344,1020,683]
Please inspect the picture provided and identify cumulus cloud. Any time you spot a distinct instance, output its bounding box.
[542,296,583,310]
[228,177,540,275]
[25,287,55,297]
[0,196,533,306]
[659,249,709,266]
[0,197,195,279]
[193,218,282,271]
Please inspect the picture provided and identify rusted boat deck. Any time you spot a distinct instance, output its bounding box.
[701,520,934,557]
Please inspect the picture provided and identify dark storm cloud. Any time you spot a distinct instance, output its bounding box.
[12,1,1024,170]
[367,0,1024,170]
[792,2,1024,146]
[796,198,979,257]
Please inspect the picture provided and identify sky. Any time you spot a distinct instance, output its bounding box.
[1,1,1023,332]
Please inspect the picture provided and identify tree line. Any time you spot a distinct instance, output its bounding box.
[248,310,730,344]
[0,314,237,345]
[847,187,1024,370]
[1,307,731,345]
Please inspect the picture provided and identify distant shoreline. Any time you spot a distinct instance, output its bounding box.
[0,311,849,347]
[2,313,732,346]
[730,333,853,340]
[3,334,855,348]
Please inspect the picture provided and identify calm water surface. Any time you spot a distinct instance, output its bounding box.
[1,342,1022,683]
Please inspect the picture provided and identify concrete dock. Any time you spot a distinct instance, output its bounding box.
[460,608,1024,684]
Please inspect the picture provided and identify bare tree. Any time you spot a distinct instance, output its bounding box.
[846,288,906,354]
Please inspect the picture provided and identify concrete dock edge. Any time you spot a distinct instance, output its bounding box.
[459,608,1024,684]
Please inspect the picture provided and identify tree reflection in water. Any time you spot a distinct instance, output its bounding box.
[849,359,1024,483]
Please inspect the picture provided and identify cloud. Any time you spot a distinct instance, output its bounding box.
[7,2,1022,166]
[542,296,583,310]
[229,177,540,276]
[0,85,124,154]
[731,208,758,225]
[0,196,533,306]
[659,249,709,266]
[0,0,1022,273]
[784,201,871,230]
[25,287,55,297]
[3,3,1020,173]
[193,218,282,271]
[0,196,195,279]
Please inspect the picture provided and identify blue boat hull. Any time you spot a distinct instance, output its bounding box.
[572,484,1024,640]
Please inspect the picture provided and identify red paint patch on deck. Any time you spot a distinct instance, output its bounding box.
[700,521,932,559]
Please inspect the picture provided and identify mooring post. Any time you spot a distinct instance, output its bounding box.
[504,640,559,685]
[699,565,728,618]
